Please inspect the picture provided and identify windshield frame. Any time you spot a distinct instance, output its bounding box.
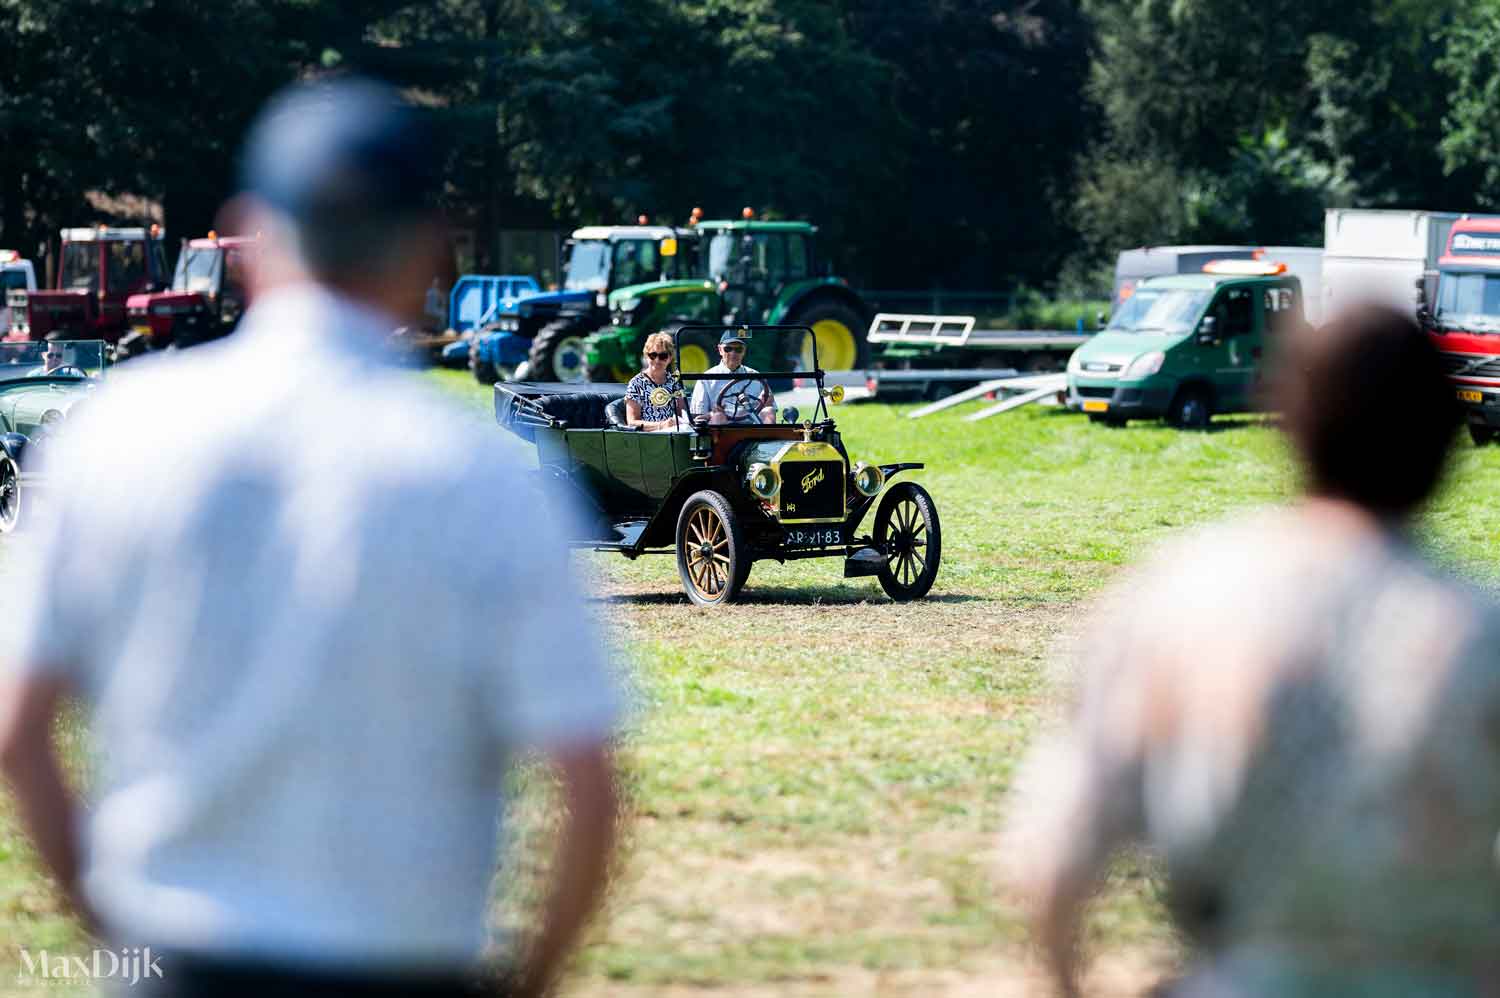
[0,340,107,381]
[174,246,224,294]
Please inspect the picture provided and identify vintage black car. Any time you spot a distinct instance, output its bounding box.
[494,325,940,605]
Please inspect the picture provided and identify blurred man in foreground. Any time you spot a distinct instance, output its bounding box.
[0,77,620,997]
[1005,305,1500,995]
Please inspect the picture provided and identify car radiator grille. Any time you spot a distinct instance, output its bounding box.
[1075,386,1114,399]
[1442,352,1500,379]
[779,460,845,521]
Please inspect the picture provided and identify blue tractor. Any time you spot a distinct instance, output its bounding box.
[441,275,542,384]
[520,223,697,383]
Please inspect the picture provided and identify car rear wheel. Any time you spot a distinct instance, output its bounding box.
[676,490,746,606]
[874,482,940,601]
[1470,424,1494,446]
[0,456,20,534]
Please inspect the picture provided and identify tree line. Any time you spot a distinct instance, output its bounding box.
[1,0,1498,294]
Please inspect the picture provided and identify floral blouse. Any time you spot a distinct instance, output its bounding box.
[625,372,683,424]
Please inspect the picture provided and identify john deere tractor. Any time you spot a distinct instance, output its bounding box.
[582,215,870,382]
[520,224,697,382]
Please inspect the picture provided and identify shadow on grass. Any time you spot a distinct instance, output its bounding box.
[596,588,987,607]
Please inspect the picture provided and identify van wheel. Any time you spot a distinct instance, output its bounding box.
[1470,425,1494,446]
[1168,388,1211,430]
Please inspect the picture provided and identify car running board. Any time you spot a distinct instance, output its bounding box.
[843,546,888,578]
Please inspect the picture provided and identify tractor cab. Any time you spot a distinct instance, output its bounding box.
[122,233,259,355]
[18,226,170,343]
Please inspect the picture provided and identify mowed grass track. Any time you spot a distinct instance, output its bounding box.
[7,369,1500,996]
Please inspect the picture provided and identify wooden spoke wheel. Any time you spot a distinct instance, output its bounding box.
[0,456,19,535]
[873,482,940,601]
[675,490,746,606]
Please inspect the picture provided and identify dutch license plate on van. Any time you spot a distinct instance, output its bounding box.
[1458,389,1484,403]
[1082,400,1109,413]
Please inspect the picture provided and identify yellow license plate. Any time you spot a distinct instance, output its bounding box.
[1082,400,1109,413]
[132,325,152,337]
[1458,389,1483,403]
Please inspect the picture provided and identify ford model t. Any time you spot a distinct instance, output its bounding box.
[493,325,940,605]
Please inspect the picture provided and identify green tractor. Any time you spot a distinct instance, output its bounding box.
[582,215,870,381]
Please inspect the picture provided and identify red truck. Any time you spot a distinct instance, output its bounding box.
[1422,217,1500,444]
[121,233,259,355]
[7,225,171,344]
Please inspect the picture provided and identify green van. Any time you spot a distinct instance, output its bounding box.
[1065,264,1305,428]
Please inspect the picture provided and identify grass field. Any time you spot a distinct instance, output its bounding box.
[7,370,1500,996]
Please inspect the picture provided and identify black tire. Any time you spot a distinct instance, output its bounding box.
[787,298,870,371]
[1167,386,1212,430]
[0,456,19,535]
[873,482,940,601]
[675,490,746,606]
[734,556,753,592]
[528,318,592,384]
[470,342,499,386]
[1470,424,1495,446]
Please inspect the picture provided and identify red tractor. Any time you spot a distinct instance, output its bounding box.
[9,225,171,344]
[122,233,259,355]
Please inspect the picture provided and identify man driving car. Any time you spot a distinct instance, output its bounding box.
[689,330,775,424]
[26,343,66,377]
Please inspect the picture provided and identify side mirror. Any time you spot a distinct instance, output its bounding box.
[781,405,800,424]
[1417,305,1433,328]
[1197,315,1219,344]
[1096,310,1108,330]
[1414,275,1427,306]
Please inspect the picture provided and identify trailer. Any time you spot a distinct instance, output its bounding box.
[865,313,1087,397]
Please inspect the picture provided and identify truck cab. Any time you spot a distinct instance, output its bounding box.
[122,233,259,355]
[15,225,170,344]
[1425,218,1500,443]
[1066,260,1305,428]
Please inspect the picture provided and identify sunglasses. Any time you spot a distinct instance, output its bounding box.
[646,352,672,360]
[722,344,745,353]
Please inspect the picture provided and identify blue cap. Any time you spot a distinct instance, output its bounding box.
[720,329,749,345]
[239,76,440,222]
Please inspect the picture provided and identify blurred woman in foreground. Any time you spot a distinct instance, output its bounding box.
[1005,306,1500,995]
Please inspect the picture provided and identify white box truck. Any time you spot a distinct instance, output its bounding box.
[1321,209,1469,319]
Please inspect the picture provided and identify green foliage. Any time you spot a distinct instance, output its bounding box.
[1001,286,1109,331]
[1440,1,1500,205]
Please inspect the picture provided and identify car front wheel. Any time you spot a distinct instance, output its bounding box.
[873,482,940,601]
[675,490,746,606]
[0,456,20,534]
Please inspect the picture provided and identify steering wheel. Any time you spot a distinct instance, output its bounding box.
[51,365,88,378]
[714,375,771,424]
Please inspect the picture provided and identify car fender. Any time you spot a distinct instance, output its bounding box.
[1,432,27,469]
[635,466,744,552]
[841,462,925,533]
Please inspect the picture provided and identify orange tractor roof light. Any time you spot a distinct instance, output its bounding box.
[1203,259,1287,277]
[742,206,754,220]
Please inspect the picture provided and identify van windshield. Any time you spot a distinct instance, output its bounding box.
[1436,271,1500,332]
[1107,287,1212,334]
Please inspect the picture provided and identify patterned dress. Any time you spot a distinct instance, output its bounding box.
[625,372,683,424]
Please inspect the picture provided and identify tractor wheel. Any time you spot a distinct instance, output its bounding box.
[873,482,940,601]
[470,343,499,386]
[789,300,869,371]
[528,319,592,384]
[0,456,20,535]
[675,490,746,606]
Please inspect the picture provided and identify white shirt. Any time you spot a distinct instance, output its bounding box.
[688,361,768,417]
[2,284,619,968]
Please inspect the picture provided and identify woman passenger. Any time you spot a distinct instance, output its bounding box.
[624,331,687,431]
